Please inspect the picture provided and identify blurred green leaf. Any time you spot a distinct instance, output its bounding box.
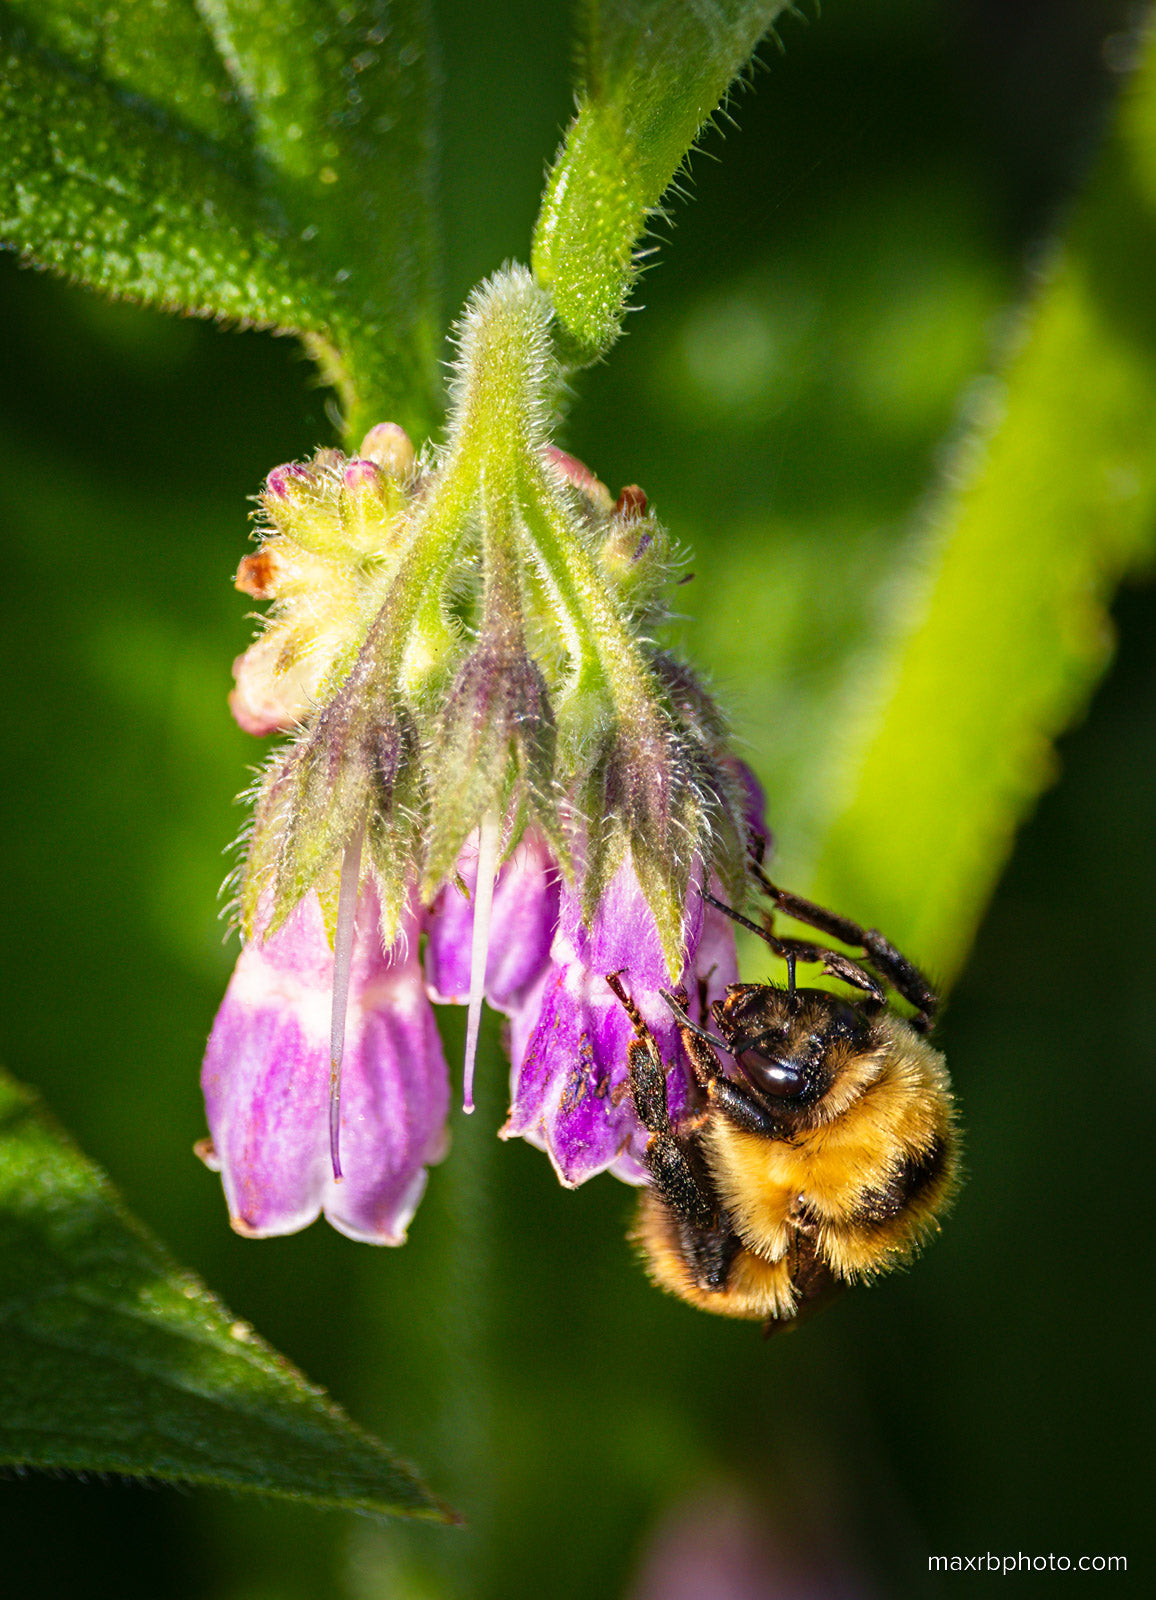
[532,0,790,363]
[0,1066,450,1520]
[803,32,1156,983]
[0,1,440,441]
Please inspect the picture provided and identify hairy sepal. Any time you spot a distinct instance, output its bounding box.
[422,637,560,893]
[648,651,751,900]
[580,720,706,976]
[257,640,421,939]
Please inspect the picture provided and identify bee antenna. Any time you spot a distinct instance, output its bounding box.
[659,989,731,1054]
[702,889,777,948]
[702,888,798,1004]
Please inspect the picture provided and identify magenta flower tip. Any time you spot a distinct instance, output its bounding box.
[265,462,315,500]
[342,457,382,493]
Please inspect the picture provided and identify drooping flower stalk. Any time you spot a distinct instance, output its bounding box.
[201,264,767,1241]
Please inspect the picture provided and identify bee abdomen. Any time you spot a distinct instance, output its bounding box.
[852,1132,952,1227]
[819,1131,957,1279]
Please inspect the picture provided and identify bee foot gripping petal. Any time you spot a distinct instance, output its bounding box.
[502,857,739,1186]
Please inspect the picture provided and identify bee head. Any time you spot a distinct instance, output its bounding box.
[717,985,879,1116]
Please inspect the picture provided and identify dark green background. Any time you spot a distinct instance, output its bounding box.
[0,1,1149,1595]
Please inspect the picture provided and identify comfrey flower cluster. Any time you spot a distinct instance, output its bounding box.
[199,268,766,1243]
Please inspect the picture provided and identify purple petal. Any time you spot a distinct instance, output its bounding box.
[202,894,332,1236]
[502,957,689,1186]
[202,887,448,1241]
[424,831,559,1012]
[503,856,739,1186]
[725,754,771,855]
[559,854,706,979]
[628,1489,794,1600]
[320,962,450,1244]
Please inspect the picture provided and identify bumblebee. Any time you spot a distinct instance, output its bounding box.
[609,870,958,1328]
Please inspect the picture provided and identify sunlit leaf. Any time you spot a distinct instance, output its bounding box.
[532,0,790,363]
[0,1,440,441]
[802,34,1156,983]
[0,1067,451,1519]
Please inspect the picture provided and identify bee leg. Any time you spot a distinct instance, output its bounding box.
[618,1034,714,1229]
[676,1211,744,1293]
[766,1232,841,1337]
[636,1110,745,1294]
[607,975,702,1142]
[753,868,939,1030]
[752,865,872,947]
[607,974,719,1230]
[858,928,939,1031]
[606,973,670,1124]
[773,937,887,1005]
[610,976,751,1299]
[682,1024,725,1091]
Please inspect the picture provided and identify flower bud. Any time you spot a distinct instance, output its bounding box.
[338,456,408,558]
[228,534,362,739]
[597,498,671,618]
[614,484,647,520]
[229,640,314,737]
[258,462,343,557]
[543,444,612,511]
[264,462,316,501]
[260,449,401,564]
[343,458,382,492]
[360,421,416,480]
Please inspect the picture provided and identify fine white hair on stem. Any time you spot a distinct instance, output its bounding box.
[329,824,365,1180]
[463,812,500,1115]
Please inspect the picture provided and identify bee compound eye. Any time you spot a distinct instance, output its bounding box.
[736,1046,806,1099]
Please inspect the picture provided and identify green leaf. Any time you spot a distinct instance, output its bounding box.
[532,0,790,363]
[801,33,1156,985]
[0,1,440,441]
[0,1065,451,1519]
